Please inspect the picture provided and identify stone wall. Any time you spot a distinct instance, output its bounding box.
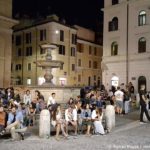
[14,86,80,103]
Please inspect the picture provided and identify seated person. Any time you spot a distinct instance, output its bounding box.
[81,104,92,136]
[0,104,7,135]
[5,106,27,140]
[28,103,36,126]
[50,104,68,140]
[92,107,105,135]
[65,104,77,136]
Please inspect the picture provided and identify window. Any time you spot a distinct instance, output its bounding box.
[109,17,118,31]
[89,46,92,55]
[27,63,32,71]
[77,43,84,53]
[139,11,146,26]
[72,64,75,71]
[138,37,146,53]
[94,75,96,81]
[60,30,64,42]
[15,64,22,71]
[112,0,118,5]
[40,47,46,54]
[71,47,76,56]
[89,60,91,68]
[17,48,21,56]
[78,59,81,67]
[78,75,81,82]
[72,34,77,44]
[94,47,97,55]
[26,32,32,44]
[26,47,32,56]
[59,45,65,55]
[111,42,118,56]
[40,29,46,41]
[27,78,31,85]
[11,63,13,71]
[93,61,98,69]
[15,35,21,46]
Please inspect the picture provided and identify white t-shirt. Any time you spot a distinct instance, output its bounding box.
[65,108,77,122]
[115,90,124,101]
[91,110,103,121]
[47,96,56,106]
[23,94,32,105]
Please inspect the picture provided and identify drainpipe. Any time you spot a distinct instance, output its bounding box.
[22,31,24,85]
[126,0,129,85]
[35,27,38,85]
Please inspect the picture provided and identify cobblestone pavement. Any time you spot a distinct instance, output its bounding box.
[1,110,150,150]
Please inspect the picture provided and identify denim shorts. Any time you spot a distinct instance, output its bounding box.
[116,100,123,109]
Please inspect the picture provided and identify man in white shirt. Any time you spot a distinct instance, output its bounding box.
[115,87,124,114]
[47,93,56,107]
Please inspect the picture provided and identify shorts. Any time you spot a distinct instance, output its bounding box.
[116,100,123,109]
[82,120,92,126]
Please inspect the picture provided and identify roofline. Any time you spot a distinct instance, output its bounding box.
[77,37,102,47]
[14,20,77,32]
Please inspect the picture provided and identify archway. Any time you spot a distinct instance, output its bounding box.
[111,76,119,88]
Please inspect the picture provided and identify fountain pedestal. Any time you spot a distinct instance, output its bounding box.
[35,44,64,86]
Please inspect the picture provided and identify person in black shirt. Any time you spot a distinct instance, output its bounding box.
[139,85,150,124]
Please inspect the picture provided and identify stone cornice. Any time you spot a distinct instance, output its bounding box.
[102,53,150,64]
[0,15,18,28]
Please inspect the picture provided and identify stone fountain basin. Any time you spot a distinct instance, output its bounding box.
[40,44,57,50]
[35,60,64,68]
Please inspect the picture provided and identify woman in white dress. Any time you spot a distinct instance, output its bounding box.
[92,107,105,135]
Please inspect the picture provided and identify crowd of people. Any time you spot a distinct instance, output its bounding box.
[0,81,150,141]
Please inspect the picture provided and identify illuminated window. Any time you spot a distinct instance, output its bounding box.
[27,78,31,85]
[139,11,146,26]
[111,42,118,56]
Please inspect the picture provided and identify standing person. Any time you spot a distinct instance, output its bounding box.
[47,93,56,107]
[123,89,130,114]
[139,85,150,124]
[128,82,135,101]
[115,87,124,115]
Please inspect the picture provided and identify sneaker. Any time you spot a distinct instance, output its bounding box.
[140,121,147,124]
[0,129,6,135]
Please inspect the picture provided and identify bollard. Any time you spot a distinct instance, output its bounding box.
[39,109,50,138]
[105,105,115,132]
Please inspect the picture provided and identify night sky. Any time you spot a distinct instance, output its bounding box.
[13,0,104,32]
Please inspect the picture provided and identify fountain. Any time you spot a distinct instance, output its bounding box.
[35,43,64,86]
[16,43,80,104]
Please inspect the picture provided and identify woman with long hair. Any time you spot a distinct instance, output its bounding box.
[50,104,68,140]
[92,107,105,135]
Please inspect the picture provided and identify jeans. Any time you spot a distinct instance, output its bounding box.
[140,103,150,122]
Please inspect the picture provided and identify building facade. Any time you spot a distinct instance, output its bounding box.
[12,15,102,87]
[0,0,18,88]
[102,0,150,92]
